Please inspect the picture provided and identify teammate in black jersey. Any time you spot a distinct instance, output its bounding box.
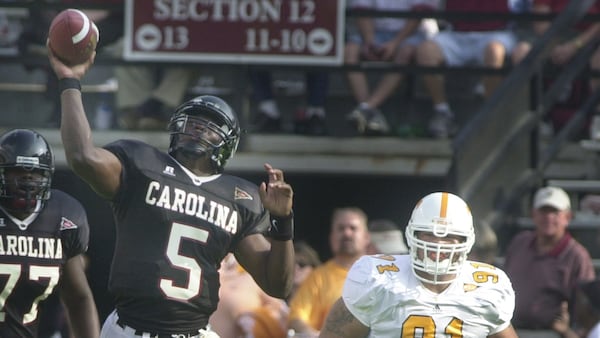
[0,129,99,338]
[49,47,295,338]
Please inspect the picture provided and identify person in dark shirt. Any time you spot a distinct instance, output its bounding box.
[511,0,600,141]
[47,42,295,337]
[504,186,595,335]
[0,128,99,338]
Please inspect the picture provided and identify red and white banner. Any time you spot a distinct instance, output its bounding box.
[124,0,345,65]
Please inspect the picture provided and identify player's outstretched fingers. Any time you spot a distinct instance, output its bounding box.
[259,182,267,200]
[264,163,285,183]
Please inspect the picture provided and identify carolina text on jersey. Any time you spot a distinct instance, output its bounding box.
[145,181,239,234]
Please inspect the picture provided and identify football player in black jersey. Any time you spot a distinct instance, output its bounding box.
[48,46,295,338]
[0,129,99,338]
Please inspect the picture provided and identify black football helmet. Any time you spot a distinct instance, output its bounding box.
[168,95,241,173]
[0,129,55,213]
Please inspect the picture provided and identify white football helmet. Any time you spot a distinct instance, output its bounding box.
[406,192,475,284]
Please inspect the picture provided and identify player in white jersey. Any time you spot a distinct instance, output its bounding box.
[319,192,518,338]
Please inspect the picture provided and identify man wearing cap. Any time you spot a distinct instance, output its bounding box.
[504,186,596,336]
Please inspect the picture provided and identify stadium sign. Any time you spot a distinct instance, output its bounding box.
[124,0,345,65]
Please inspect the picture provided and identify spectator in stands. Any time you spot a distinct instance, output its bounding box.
[0,7,23,50]
[23,1,194,132]
[249,70,329,136]
[288,240,323,302]
[115,66,198,130]
[416,0,517,138]
[345,0,439,136]
[468,219,499,265]
[509,0,534,34]
[217,240,322,338]
[287,207,371,337]
[504,186,596,336]
[209,254,290,338]
[61,2,198,132]
[366,218,409,255]
[511,0,600,140]
[511,0,600,68]
[551,279,600,338]
[17,2,123,128]
[579,194,600,259]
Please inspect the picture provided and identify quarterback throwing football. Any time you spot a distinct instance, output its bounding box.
[47,40,295,337]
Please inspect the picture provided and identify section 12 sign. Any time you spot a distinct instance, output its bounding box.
[124,0,345,65]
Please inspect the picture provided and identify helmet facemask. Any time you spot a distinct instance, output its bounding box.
[0,167,52,213]
[407,227,473,285]
[0,129,55,214]
[406,192,475,285]
[168,96,240,173]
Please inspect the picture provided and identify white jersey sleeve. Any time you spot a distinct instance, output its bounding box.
[460,260,516,334]
[342,255,515,338]
[343,254,412,326]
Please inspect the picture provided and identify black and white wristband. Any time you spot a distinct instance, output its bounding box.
[58,78,81,93]
[267,211,294,241]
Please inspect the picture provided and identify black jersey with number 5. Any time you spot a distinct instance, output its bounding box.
[104,139,270,333]
[0,190,89,338]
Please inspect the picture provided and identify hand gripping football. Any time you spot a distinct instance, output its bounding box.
[48,9,99,65]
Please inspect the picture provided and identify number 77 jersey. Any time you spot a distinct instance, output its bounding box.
[342,255,516,338]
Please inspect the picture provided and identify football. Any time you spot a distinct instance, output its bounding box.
[48,9,99,65]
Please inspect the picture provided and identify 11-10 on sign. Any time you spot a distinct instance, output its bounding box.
[245,27,333,55]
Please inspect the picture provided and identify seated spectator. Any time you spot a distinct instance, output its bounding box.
[45,3,197,132]
[366,218,408,254]
[210,241,322,338]
[504,186,596,335]
[511,0,600,140]
[209,254,289,338]
[581,194,600,214]
[416,0,517,138]
[249,70,329,135]
[288,241,322,302]
[245,241,322,338]
[512,0,600,67]
[115,65,198,130]
[17,2,124,128]
[345,0,438,136]
[19,1,194,131]
[287,207,371,337]
[579,194,600,259]
[467,219,499,265]
[0,7,25,55]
